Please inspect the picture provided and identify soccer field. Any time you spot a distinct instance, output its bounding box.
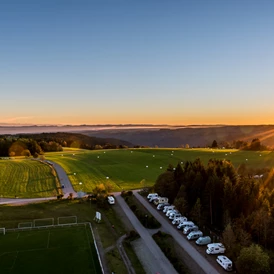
[0,225,102,274]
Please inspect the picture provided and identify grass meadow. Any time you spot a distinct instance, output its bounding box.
[0,225,102,274]
[45,148,274,193]
[0,159,59,198]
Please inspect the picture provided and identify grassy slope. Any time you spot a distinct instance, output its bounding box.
[45,148,274,192]
[0,159,58,198]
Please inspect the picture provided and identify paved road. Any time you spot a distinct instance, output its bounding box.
[134,191,220,274]
[115,194,178,274]
[51,162,77,198]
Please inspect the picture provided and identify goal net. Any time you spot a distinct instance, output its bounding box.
[18,222,33,229]
[57,216,77,225]
[33,218,54,227]
[0,228,5,235]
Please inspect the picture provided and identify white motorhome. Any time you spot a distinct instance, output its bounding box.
[107,196,115,205]
[177,221,194,230]
[153,197,168,205]
[147,193,158,200]
[149,196,159,203]
[163,205,175,213]
[169,212,181,220]
[187,231,203,240]
[172,216,187,225]
[166,209,178,217]
[157,202,169,210]
[183,225,199,235]
[216,255,233,272]
[206,243,226,254]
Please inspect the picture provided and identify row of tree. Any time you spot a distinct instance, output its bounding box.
[153,158,274,272]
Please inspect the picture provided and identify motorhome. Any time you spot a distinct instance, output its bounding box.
[206,243,226,254]
[172,216,187,225]
[166,209,178,217]
[195,236,211,245]
[177,221,194,230]
[153,197,168,205]
[187,231,203,240]
[216,255,233,271]
[147,193,158,200]
[163,205,175,213]
[183,225,199,235]
[149,196,159,203]
[157,202,169,210]
[169,212,181,220]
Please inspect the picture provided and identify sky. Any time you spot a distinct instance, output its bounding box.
[1,0,274,125]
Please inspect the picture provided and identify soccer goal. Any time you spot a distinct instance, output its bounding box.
[57,216,77,225]
[0,228,5,235]
[33,218,54,228]
[18,222,33,229]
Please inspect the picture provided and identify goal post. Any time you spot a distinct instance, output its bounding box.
[18,222,33,229]
[57,216,77,225]
[33,218,54,227]
[0,228,5,235]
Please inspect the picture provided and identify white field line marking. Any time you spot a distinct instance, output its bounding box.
[17,233,20,239]
[84,225,97,273]
[10,251,18,270]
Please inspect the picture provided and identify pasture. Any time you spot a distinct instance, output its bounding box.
[45,148,274,193]
[0,159,59,198]
[0,225,102,274]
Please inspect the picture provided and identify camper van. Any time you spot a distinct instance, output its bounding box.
[216,255,233,271]
[206,243,226,254]
[187,231,203,240]
[166,209,178,217]
[169,212,181,220]
[163,205,175,213]
[147,193,158,200]
[157,202,169,210]
[149,196,159,203]
[153,197,168,205]
[195,236,211,246]
[183,225,199,235]
[107,196,115,205]
[172,216,187,225]
[177,221,194,230]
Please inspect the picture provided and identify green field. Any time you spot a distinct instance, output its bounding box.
[45,148,274,193]
[0,159,59,198]
[0,225,102,274]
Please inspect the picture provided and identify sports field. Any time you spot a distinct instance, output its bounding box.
[0,159,59,198]
[45,148,274,192]
[0,225,102,274]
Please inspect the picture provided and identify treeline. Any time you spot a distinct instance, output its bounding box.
[0,132,133,157]
[154,159,274,271]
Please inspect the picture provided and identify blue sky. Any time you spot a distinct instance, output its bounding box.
[1,0,274,125]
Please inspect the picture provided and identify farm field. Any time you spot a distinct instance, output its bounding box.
[0,159,59,198]
[0,225,102,274]
[45,148,274,193]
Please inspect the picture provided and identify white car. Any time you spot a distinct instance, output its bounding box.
[107,196,115,204]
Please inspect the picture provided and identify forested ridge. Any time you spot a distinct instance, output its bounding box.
[154,158,274,273]
[0,132,133,157]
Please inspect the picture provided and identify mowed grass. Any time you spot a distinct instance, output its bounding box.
[0,226,102,274]
[45,148,274,192]
[0,159,59,198]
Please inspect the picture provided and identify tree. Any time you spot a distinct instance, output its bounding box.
[211,140,218,148]
[236,244,270,274]
[185,144,190,149]
[190,198,202,226]
[222,223,236,258]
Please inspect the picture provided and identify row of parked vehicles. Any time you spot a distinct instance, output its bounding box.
[147,193,233,272]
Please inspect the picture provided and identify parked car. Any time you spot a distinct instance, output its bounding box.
[187,231,203,240]
[177,221,194,230]
[195,236,211,245]
[107,196,115,205]
[157,203,169,210]
[206,243,226,254]
[147,193,158,200]
[183,225,199,235]
[216,255,233,272]
[172,216,187,225]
